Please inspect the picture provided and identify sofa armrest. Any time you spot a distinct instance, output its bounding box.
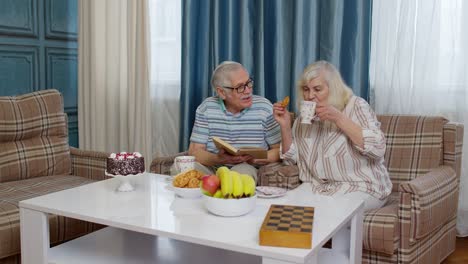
[443,121,464,179]
[150,151,188,175]
[398,165,458,242]
[70,147,110,181]
[363,201,399,255]
[258,163,301,189]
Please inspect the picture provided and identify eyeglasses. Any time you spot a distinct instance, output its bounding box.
[222,78,254,94]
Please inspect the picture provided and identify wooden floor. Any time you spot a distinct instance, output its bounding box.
[442,237,468,263]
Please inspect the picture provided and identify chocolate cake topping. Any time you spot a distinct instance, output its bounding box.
[106,152,145,176]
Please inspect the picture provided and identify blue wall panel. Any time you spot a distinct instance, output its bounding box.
[0,0,78,147]
[45,0,78,40]
[67,110,79,149]
[0,0,38,37]
[46,47,77,108]
[46,47,78,144]
[0,45,38,96]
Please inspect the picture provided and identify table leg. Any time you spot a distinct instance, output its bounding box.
[349,205,363,264]
[20,208,49,264]
[262,254,317,264]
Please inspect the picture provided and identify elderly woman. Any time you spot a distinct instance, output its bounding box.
[273,61,392,210]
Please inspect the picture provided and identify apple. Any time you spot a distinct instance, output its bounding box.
[201,188,213,197]
[201,174,220,195]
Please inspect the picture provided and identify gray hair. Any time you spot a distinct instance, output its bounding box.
[297,60,353,111]
[211,61,244,91]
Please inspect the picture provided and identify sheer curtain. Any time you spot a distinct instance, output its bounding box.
[149,0,181,156]
[371,0,468,236]
[78,0,152,163]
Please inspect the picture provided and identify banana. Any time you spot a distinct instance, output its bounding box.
[231,171,244,198]
[216,166,230,177]
[220,170,233,198]
[240,174,256,197]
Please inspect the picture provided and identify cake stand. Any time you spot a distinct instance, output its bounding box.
[105,171,144,192]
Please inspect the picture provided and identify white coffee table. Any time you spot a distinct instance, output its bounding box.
[19,173,363,264]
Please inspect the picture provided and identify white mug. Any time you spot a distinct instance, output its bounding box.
[174,156,196,174]
[300,101,317,124]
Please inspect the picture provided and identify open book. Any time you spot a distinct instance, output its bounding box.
[212,136,268,159]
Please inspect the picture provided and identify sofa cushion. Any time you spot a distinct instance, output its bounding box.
[0,90,71,183]
[363,193,400,255]
[377,115,447,192]
[0,175,100,258]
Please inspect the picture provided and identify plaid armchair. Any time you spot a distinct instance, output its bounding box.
[0,90,109,263]
[260,115,464,264]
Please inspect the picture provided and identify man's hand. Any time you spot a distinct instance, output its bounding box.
[217,149,251,164]
[247,158,270,166]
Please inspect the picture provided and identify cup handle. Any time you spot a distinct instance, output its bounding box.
[173,162,180,174]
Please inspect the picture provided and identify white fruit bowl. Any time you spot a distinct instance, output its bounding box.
[172,186,202,199]
[203,195,257,217]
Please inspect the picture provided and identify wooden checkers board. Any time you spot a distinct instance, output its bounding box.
[259,204,314,249]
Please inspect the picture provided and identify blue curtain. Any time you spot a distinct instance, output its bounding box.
[180,0,372,151]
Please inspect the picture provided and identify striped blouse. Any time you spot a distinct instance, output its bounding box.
[281,96,392,200]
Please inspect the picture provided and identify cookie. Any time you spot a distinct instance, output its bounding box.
[281,96,290,108]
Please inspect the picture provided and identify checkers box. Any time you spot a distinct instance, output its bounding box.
[259,204,314,249]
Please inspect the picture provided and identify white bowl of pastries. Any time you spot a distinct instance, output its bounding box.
[171,169,204,198]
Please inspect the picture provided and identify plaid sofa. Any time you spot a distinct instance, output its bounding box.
[151,115,464,264]
[0,90,109,263]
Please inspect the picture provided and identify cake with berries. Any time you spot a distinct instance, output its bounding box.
[106,152,145,176]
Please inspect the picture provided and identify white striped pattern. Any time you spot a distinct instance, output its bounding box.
[190,95,281,152]
[281,96,392,200]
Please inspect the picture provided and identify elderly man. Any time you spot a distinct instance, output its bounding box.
[188,61,281,181]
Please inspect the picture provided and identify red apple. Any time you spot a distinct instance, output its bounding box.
[201,174,220,195]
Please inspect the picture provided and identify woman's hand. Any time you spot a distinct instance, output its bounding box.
[273,102,291,128]
[315,102,344,124]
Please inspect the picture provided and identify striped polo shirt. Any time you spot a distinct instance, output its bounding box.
[190,95,281,153]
